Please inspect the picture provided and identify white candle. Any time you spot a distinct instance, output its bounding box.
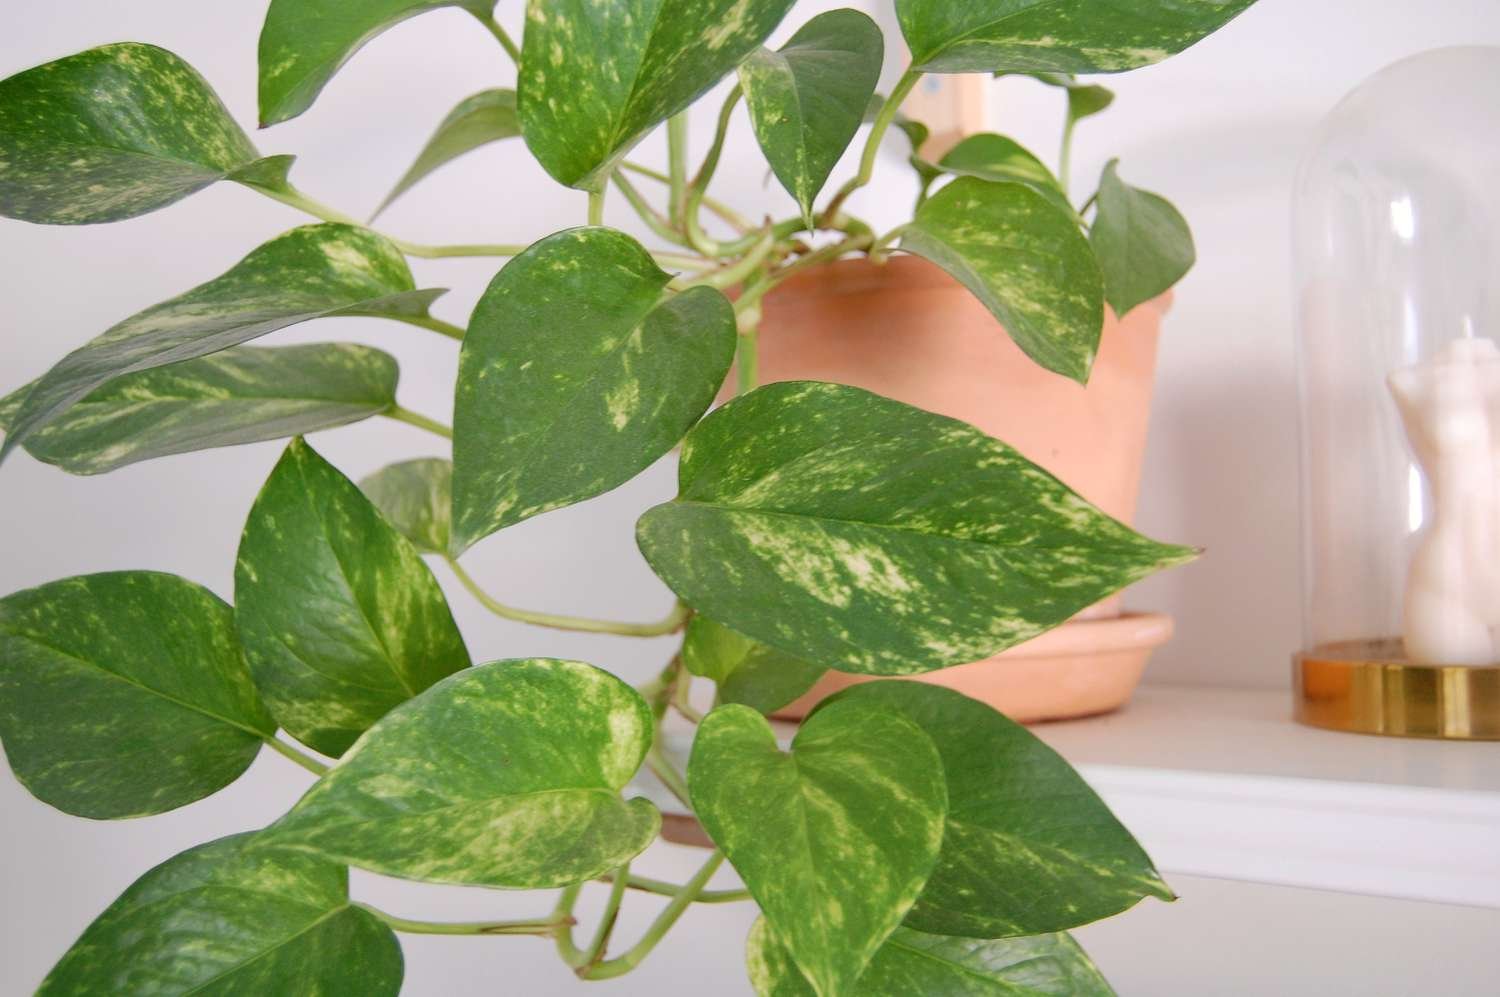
[1387,337,1500,665]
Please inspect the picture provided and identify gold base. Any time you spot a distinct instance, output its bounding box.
[1295,639,1500,740]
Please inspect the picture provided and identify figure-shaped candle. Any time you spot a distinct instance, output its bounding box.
[1387,337,1500,665]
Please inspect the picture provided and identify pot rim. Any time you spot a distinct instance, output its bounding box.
[764,252,1174,321]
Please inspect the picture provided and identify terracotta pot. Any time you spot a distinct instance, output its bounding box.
[750,254,1173,723]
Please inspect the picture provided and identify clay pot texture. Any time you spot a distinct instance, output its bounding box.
[747,254,1173,722]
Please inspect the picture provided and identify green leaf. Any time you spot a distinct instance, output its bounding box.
[0,43,289,226]
[690,700,947,997]
[901,177,1102,382]
[235,439,470,757]
[452,227,735,552]
[519,0,796,190]
[932,134,1074,218]
[258,0,496,126]
[740,9,884,224]
[0,344,398,476]
[0,572,273,819]
[40,833,403,996]
[359,458,453,555]
[637,381,1194,676]
[0,223,442,467]
[822,682,1172,938]
[376,89,520,216]
[267,659,661,888]
[748,920,1113,996]
[682,616,824,715]
[1089,159,1195,316]
[896,0,1257,75]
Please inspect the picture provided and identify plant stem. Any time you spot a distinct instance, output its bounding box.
[396,314,466,341]
[667,113,690,226]
[821,68,922,223]
[682,227,775,290]
[387,405,454,440]
[359,903,569,937]
[578,852,727,980]
[588,186,606,226]
[612,171,691,248]
[580,864,632,969]
[472,9,522,64]
[1059,117,1077,197]
[552,884,588,967]
[261,735,329,776]
[606,873,750,905]
[255,183,364,226]
[735,323,759,397]
[1078,190,1099,217]
[868,223,910,262]
[445,558,691,637]
[393,240,528,259]
[672,670,705,724]
[683,86,742,256]
[620,161,752,233]
[645,744,691,808]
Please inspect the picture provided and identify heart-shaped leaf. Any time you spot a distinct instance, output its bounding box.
[0,344,398,476]
[452,227,735,552]
[638,381,1194,676]
[740,9,884,223]
[682,616,824,715]
[748,920,1112,996]
[40,833,403,996]
[0,572,273,819]
[1089,159,1195,316]
[258,0,497,126]
[689,700,947,996]
[360,458,453,554]
[236,439,469,757]
[824,682,1171,938]
[0,223,442,467]
[376,89,520,216]
[928,134,1074,218]
[897,0,1257,75]
[0,43,289,226]
[901,176,1102,382]
[267,659,661,888]
[518,0,796,190]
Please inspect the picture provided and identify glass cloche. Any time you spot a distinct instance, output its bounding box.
[1291,47,1500,738]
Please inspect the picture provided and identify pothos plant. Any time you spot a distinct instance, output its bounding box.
[0,1,1255,993]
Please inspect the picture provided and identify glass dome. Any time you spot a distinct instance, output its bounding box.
[1291,47,1500,738]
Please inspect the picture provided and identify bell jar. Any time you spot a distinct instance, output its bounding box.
[1292,46,1500,739]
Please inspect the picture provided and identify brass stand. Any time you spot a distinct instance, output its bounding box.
[1295,639,1500,740]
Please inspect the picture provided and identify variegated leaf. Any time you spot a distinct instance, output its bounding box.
[897,0,1257,75]
[0,344,398,476]
[40,833,403,996]
[822,682,1172,938]
[748,919,1113,996]
[0,572,274,819]
[740,9,884,223]
[519,0,797,190]
[359,458,453,554]
[928,134,1074,218]
[235,439,470,757]
[377,89,520,216]
[259,0,496,126]
[682,616,824,715]
[452,227,735,552]
[0,223,442,467]
[689,700,947,997]
[901,177,1102,382]
[1089,159,1195,316]
[637,382,1195,676]
[0,43,290,226]
[267,659,661,888]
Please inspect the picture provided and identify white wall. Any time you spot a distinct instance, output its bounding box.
[4,2,1500,994]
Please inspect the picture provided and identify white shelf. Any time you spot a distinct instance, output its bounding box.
[1033,685,1500,909]
[648,685,1500,909]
